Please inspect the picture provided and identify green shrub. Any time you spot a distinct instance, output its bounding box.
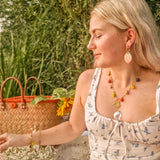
[0,0,159,97]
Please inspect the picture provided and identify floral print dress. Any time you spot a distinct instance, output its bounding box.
[85,68,160,160]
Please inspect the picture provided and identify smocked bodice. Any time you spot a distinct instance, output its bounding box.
[85,68,160,160]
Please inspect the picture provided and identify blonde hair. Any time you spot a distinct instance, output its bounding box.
[92,0,160,72]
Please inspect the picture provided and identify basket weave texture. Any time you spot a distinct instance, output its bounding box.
[0,77,61,134]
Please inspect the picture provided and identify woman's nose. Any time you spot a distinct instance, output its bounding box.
[87,38,95,50]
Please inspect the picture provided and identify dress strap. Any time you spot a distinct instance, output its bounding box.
[156,81,160,114]
[88,68,101,97]
[85,68,101,111]
[92,68,101,96]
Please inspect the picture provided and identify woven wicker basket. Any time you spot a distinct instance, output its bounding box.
[0,77,61,134]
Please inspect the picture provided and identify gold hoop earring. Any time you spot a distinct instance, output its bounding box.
[124,48,132,64]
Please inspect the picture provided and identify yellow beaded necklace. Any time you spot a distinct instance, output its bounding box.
[108,71,140,108]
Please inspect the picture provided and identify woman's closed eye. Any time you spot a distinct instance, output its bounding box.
[95,34,102,39]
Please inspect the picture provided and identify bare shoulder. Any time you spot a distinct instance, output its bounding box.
[142,69,160,83]
[78,69,95,83]
[77,69,95,90]
[76,69,96,105]
[141,69,160,93]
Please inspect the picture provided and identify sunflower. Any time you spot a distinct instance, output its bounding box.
[56,97,74,117]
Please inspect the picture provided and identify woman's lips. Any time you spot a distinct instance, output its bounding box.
[94,53,101,59]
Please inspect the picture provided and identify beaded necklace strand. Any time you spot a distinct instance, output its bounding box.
[108,71,140,108]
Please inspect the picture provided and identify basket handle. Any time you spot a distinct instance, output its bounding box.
[24,77,42,96]
[0,77,25,110]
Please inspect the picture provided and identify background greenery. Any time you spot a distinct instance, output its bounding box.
[0,0,159,97]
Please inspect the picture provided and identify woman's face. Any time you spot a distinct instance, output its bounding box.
[87,14,127,68]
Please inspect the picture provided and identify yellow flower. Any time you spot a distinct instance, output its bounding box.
[56,96,74,117]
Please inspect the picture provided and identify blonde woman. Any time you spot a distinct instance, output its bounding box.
[0,0,160,159]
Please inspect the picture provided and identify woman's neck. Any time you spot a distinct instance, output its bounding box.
[108,64,141,88]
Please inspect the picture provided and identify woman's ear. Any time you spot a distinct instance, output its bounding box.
[125,28,136,48]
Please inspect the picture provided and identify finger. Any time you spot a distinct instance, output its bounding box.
[0,133,8,141]
[0,141,9,153]
[0,140,6,145]
[0,134,7,146]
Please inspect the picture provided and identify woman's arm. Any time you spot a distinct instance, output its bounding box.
[0,71,91,152]
[33,72,87,145]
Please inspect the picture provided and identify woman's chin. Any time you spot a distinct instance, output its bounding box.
[93,61,110,68]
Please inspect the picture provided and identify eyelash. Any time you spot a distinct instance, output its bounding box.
[95,35,102,38]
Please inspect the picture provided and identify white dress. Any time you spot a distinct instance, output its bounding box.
[85,68,160,160]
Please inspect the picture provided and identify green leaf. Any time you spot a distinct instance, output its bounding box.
[29,95,47,105]
[51,88,68,99]
[68,89,75,97]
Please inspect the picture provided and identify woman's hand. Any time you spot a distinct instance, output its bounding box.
[0,133,30,153]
